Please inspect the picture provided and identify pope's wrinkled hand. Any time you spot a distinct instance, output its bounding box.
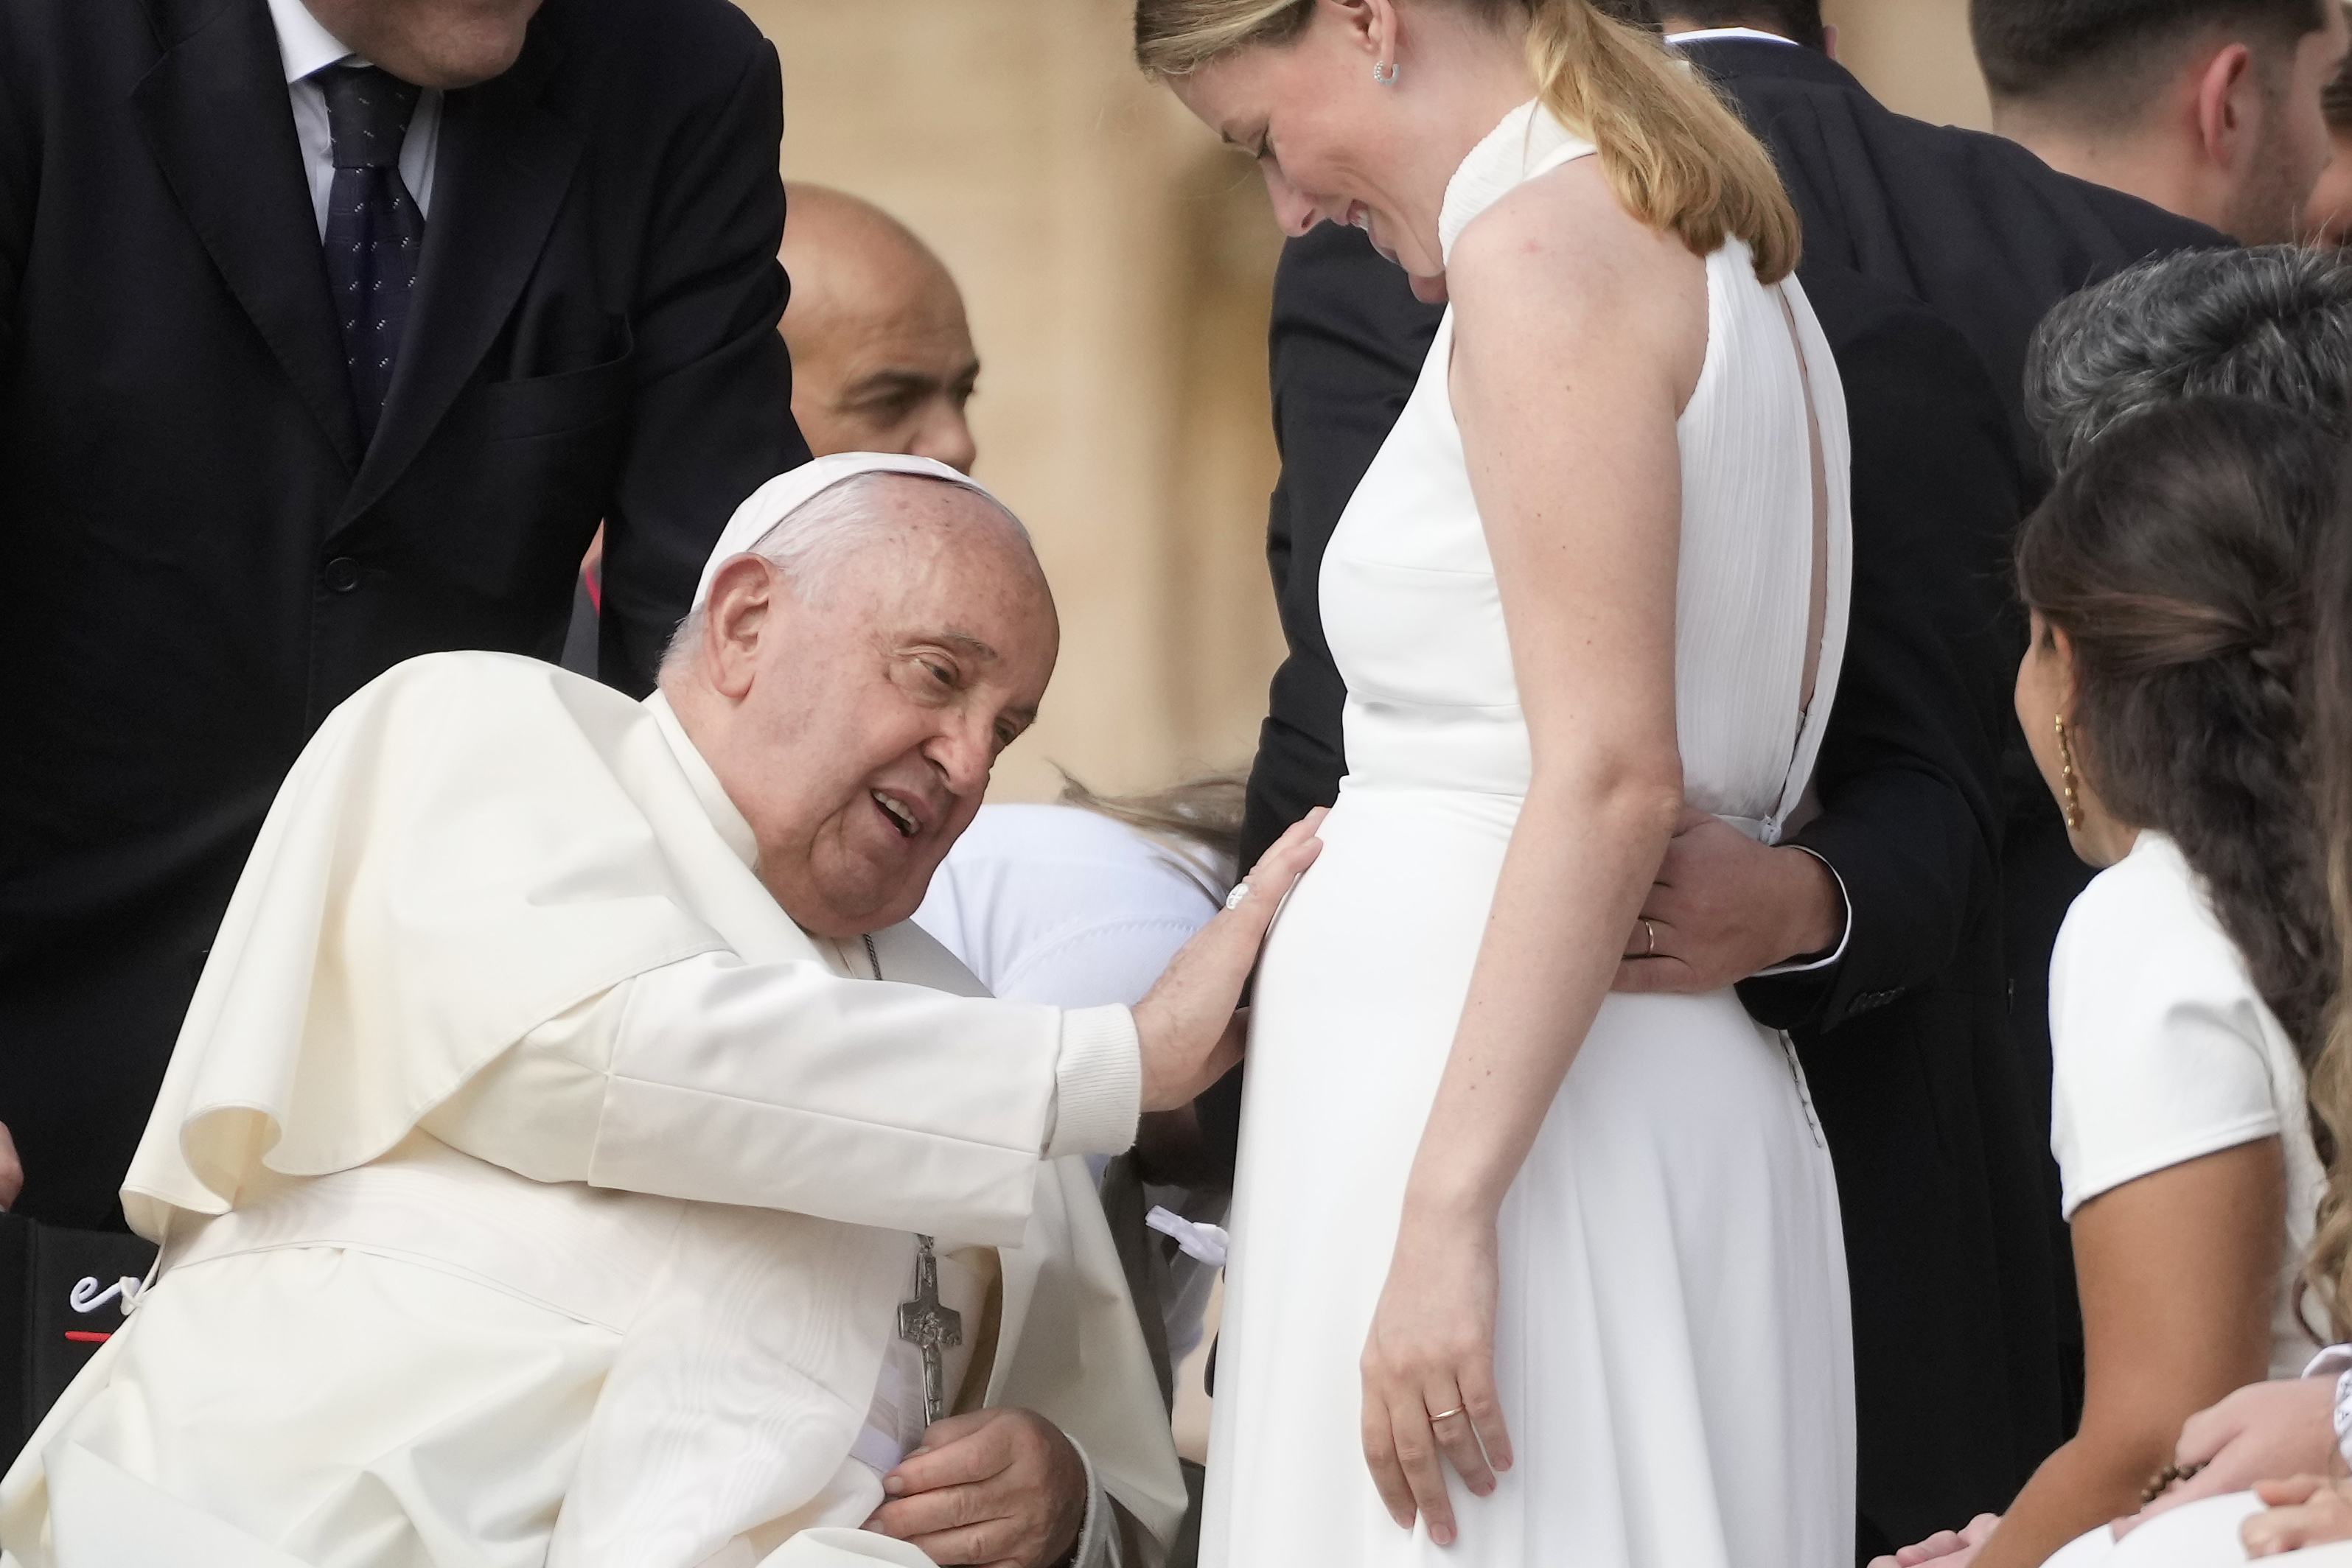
[866,1407,1088,1568]
[1132,808,1326,1111]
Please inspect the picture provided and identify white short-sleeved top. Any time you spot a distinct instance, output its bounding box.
[2049,830,2328,1377]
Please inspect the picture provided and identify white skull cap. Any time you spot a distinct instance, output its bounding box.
[689,452,1006,612]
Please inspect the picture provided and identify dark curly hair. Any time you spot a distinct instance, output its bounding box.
[2014,397,2336,1065]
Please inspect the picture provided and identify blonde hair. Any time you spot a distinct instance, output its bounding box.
[1057,769,1247,899]
[1133,0,1801,283]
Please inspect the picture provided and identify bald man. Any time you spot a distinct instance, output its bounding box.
[781,184,980,474]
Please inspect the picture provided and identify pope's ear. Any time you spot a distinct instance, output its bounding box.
[702,554,784,699]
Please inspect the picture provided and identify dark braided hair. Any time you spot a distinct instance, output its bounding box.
[2301,437,2352,1335]
[2015,397,2336,1062]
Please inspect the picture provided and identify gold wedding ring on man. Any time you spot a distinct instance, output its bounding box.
[1428,1405,1466,1424]
[1640,919,1658,957]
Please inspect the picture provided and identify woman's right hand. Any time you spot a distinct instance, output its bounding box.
[1132,808,1327,1111]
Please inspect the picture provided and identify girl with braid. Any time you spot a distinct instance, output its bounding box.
[1888,396,2340,1568]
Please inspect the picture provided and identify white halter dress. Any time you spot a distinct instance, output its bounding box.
[1201,102,1857,1567]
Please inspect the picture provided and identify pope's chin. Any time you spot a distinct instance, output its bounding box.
[772,826,940,939]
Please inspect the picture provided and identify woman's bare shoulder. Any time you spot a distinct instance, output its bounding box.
[1446,161,1709,396]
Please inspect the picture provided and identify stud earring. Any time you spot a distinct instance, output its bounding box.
[2054,713,2084,831]
[1372,59,1400,84]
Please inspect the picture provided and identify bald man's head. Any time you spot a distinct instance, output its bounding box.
[781,184,980,474]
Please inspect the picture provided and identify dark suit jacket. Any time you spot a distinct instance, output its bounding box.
[1685,38,2225,482]
[1678,38,2232,1438]
[0,0,809,1228]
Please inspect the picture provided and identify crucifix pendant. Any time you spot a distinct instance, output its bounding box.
[897,1233,963,1428]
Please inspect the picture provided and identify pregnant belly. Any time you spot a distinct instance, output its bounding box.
[1248,786,1793,1150]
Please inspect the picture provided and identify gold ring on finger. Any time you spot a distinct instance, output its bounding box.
[1428,1406,1466,1422]
[1641,919,1657,957]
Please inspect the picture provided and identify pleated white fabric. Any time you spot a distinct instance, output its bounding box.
[1200,102,1854,1567]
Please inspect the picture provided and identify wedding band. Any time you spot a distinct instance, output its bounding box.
[1641,919,1657,957]
[1428,1406,1466,1423]
[1224,882,1251,911]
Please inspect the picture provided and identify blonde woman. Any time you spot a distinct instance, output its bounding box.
[1134,1,1852,1564]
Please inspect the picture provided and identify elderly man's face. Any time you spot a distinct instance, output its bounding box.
[684,481,1055,937]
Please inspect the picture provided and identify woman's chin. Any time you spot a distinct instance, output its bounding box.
[1409,272,1451,305]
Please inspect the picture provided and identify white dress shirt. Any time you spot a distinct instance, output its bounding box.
[265,0,442,237]
[1664,25,1804,47]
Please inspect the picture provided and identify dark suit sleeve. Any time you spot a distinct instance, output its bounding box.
[1739,272,2017,1035]
[0,7,32,354]
[596,35,810,695]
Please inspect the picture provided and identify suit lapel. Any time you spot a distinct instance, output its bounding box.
[133,0,363,470]
[336,29,584,531]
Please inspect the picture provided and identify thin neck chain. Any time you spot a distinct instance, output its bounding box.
[860,932,881,981]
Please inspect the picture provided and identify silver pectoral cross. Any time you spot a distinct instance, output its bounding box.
[897,1233,963,1428]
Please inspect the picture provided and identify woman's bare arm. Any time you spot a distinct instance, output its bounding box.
[1969,1138,2286,1568]
[1357,157,1711,1541]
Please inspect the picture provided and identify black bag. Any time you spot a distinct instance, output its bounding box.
[0,1213,158,1466]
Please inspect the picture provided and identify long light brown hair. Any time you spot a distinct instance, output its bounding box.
[1132,0,1801,282]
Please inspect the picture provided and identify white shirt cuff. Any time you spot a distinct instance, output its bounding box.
[1753,844,1853,977]
[1047,1005,1141,1159]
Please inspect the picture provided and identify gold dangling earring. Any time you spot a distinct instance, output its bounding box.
[2054,713,2084,831]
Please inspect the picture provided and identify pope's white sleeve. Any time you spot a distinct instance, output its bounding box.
[1061,1434,1123,1568]
[421,951,1140,1245]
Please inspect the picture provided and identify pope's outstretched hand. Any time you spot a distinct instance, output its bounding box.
[1132,808,1327,1112]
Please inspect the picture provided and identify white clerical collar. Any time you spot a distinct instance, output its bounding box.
[266,0,357,83]
[1665,26,1801,48]
[643,690,761,869]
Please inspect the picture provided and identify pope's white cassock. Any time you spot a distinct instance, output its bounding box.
[0,455,1183,1568]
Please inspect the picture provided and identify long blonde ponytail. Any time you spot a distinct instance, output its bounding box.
[1524,1,1799,281]
[1134,0,1801,283]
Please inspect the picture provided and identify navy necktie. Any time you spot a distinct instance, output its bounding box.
[317,63,425,441]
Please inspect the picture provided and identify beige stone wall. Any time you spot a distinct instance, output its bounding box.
[736,1,1999,802]
[1826,0,1993,130]
[738,0,1286,802]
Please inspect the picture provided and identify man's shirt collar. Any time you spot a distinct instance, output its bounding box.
[1665,26,1802,48]
[266,0,356,84]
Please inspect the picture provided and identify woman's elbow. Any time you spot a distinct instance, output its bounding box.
[1529,745,1683,835]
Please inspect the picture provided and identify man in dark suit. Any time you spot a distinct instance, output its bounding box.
[0,0,809,1230]
[1220,7,2230,1556]
[1653,9,2238,1452]
[1974,0,2346,248]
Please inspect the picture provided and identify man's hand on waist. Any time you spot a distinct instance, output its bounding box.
[1614,808,1846,995]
